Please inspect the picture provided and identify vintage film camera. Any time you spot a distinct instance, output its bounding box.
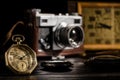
[31,9,84,68]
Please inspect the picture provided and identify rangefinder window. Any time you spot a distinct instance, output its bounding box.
[74,19,81,24]
[42,19,48,23]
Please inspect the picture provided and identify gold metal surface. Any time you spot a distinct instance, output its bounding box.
[5,34,37,75]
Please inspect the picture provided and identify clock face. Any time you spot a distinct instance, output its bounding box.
[114,8,120,43]
[5,44,37,74]
[83,7,120,44]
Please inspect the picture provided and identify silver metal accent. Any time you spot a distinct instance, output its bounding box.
[33,9,84,50]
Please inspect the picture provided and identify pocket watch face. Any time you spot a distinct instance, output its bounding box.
[5,44,37,74]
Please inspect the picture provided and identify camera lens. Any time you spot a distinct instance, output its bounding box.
[55,24,84,48]
[69,27,83,47]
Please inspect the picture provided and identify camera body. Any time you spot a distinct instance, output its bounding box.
[32,9,84,56]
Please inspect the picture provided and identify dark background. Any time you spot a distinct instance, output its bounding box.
[0,0,68,37]
[0,0,119,51]
[0,0,119,28]
[0,0,119,22]
[0,0,69,55]
[0,0,68,27]
[0,0,119,47]
[0,0,68,15]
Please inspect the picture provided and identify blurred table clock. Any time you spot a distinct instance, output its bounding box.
[78,2,120,50]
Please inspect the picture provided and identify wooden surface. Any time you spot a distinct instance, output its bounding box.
[84,44,120,50]
[0,56,120,80]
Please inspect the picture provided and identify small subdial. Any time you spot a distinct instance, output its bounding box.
[17,61,27,72]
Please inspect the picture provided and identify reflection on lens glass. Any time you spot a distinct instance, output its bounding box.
[69,27,83,47]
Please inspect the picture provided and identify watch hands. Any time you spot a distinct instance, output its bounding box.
[12,53,27,60]
[98,23,111,29]
[19,54,28,60]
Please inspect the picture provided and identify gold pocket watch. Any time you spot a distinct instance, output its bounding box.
[5,34,38,75]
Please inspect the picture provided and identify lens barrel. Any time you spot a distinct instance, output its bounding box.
[54,24,84,48]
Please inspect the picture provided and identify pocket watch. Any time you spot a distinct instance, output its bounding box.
[5,34,38,75]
